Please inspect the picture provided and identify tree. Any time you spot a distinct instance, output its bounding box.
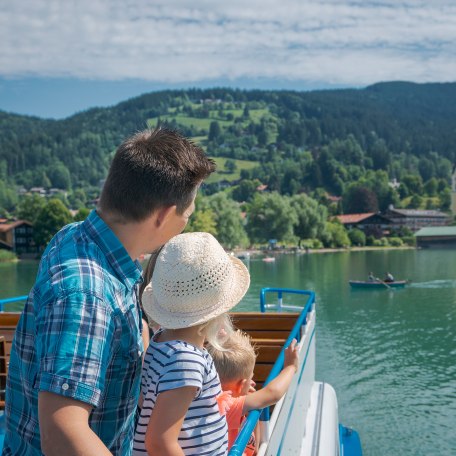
[408,194,423,209]
[232,179,260,203]
[186,209,218,234]
[322,221,350,248]
[424,178,438,196]
[439,188,451,211]
[48,162,71,190]
[224,159,237,174]
[68,188,88,209]
[208,121,221,142]
[402,174,423,195]
[208,193,249,249]
[16,194,46,224]
[246,192,298,244]
[185,196,217,235]
[0,181,17,213]
[343,185,379,213]
[290,194,327,246]
[348,228,366,246]
[34,199,73,247]
[73,207,91,222]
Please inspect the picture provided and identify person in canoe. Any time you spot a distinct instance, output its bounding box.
[368,272,376,282]
[384,272,395,283]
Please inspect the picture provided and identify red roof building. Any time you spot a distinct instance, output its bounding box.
[335,213,392,238]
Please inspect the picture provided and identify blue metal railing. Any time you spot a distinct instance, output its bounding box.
[260,287,314,313]
[0,295,28,312]
[229,288,315,456]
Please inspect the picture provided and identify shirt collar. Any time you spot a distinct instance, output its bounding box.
[83,210,143,288]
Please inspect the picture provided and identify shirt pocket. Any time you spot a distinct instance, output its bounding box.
[107,317,143,400]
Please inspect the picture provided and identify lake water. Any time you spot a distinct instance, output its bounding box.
[1,249,456,455]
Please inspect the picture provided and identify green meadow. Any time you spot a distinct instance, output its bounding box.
[205,157,258,184]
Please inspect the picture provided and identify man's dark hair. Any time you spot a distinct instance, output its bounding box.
[98,127,215,221]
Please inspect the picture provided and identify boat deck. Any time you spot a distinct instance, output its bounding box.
[0,312,297,409]
[231,312,298,389]
[0,313,19,409]
[0,290,362,455]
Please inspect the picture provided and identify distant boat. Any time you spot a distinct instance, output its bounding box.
[349,280,407,289]
[262,256,276,262]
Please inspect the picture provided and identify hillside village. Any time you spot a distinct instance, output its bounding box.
[2,84,456,256]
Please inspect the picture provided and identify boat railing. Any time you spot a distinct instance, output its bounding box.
[0,296,28,312]
[260,287,311,312]
[229,288,315,456]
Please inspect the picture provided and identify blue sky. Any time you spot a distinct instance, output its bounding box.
[1,0,455,119]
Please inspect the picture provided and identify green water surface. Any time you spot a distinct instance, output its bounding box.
[1,249,455,455]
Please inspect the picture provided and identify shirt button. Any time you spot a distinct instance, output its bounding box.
[62,383,69,391]
[138,350,142,357]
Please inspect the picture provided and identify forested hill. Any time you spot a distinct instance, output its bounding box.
[1,81,456,213]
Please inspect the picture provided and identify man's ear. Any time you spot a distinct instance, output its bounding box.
[154,205,177,228]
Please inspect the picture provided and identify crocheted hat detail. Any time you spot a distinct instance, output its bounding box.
[142,232,250,329]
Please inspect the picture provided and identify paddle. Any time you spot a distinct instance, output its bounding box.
[376,277,392,289]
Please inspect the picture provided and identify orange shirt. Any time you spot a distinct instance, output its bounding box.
[218,392,256,456]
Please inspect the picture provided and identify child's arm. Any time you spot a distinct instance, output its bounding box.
[144,386,198,456]
[243,339,299,414]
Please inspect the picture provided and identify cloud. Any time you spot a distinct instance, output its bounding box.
[0,0,455,86]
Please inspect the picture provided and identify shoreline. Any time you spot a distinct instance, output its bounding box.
[9,245,416,264]
[232,245,416,255]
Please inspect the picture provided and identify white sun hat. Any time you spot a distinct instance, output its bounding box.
[142,232,250,329]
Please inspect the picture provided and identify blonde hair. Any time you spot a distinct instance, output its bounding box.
[199,313,233,351]
[207,330,257,383]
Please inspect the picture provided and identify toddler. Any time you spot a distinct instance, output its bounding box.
[133,232,250,456]
[208,330,299,455]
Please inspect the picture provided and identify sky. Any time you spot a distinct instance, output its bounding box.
[1,0,455,119]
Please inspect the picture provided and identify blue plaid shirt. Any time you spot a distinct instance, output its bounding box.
[3,210,144,456]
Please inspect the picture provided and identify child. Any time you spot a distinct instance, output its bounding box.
[133,232,250,456]
[208,330,299,455]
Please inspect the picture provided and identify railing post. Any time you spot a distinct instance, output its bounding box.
[0,295,28,312]
[229,288,315,456]
[260,289,266,313]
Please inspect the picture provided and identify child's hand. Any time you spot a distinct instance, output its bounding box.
[284,339,299,373]
[248,380,256,393]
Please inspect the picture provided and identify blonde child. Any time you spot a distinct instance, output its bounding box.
[208,330,299,455]
[133,232,250,456]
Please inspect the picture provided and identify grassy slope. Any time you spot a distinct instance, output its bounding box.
[205,157,258,184]
[146,104,269,184]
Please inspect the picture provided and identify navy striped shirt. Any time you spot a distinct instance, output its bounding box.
[133,334,228,455]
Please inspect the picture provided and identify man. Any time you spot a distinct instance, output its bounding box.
[384,272,395,283]
[3,127,215,456]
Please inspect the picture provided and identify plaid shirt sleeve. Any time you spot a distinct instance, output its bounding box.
[34,290,115,408]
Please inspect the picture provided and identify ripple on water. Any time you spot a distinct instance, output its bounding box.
[409,279,456,288]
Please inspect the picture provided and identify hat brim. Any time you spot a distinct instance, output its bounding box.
[142,255,250,329]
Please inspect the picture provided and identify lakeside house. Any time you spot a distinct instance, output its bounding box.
[0,220,37,256]
[335,212,392,237]
[337,206,450,237]
[384,206,450,231]
[414,226,456,248]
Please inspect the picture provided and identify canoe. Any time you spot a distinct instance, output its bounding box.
[1,290,362,455]
[349,280,407,289]
[262,256,275,262]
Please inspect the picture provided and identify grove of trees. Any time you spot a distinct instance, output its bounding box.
[1,82,455,250]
